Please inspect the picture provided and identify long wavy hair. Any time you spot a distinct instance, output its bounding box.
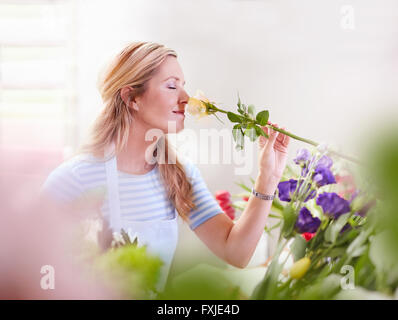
[75,41,196,221]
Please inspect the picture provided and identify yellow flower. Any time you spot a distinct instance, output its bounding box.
[187,90,210,118]
[290,257,311,280]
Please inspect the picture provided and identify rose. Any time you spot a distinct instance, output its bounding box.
[186,90,361,165]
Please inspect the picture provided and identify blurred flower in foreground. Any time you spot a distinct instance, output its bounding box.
[290,257,311,280]
[215,190,235,220]
[0,170,114,299]
[94,243,163,299]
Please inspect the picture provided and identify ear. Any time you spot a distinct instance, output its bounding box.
[120,86,139,111]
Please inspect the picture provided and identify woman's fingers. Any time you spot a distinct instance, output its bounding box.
[283,129,291,146]
[261,121,290,149]
[277,126,286,144]
[265,125,278,151]
[258,126,268,149]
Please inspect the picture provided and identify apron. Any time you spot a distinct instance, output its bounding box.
[104,142,179,294]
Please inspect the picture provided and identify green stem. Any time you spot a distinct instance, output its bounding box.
[208,102,362,166]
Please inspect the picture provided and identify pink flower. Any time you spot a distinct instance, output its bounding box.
[215,190,235,220]
[302,232,316,241]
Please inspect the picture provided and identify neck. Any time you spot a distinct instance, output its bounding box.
[116,119,160,175]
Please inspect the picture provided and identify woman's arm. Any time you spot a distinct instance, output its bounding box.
[194,122,290,268]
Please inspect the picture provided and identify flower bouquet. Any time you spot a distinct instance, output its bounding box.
[230,144,398,299]
[188,90,398,299]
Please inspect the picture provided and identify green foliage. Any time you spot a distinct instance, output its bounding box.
[290,234,307,262]
[324,214,351,244]
[231,127,398,300]
[280,205,296,238]
[256,110,269,126]
[94,244,163,299]
[158,265,244,300]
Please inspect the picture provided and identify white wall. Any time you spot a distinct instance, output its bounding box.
[74,0,398,197]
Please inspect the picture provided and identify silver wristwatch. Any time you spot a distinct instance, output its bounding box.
[251,187,276,201]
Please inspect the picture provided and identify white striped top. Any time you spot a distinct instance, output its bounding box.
[40,153,223,230]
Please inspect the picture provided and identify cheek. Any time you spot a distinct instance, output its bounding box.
[140,89,178,129]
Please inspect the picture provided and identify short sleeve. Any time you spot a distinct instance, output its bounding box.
[40,161,85,205]
[183,160,223,230]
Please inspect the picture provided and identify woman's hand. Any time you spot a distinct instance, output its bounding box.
[257,121,291,191]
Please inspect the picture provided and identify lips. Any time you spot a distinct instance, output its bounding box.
[172,110,185,116]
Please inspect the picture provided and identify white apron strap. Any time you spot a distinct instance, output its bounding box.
[104,142,121,232]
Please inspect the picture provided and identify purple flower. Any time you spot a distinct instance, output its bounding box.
[316,155,333,169]
[277,179,316,202]
[277,179,297,202]
[294,148,311,166]
[301,155,316,177]
[310,155,336,187]
[316,192,351,219]
[313,166,336,187]
[295,207,321,234]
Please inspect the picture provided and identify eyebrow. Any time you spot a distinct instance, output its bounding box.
[164,76,186,85]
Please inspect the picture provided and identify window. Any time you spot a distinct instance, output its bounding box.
[0,0,77,179]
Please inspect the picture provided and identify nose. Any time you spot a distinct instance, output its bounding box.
[179,88,190,105]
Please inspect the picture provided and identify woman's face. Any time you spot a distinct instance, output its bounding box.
[133,56,189,134]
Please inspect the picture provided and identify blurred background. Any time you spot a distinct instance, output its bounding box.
[1,0,397,297]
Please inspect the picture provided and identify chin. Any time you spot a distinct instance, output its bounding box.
[164,120,184,134]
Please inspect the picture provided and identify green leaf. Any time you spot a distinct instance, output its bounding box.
[256,110,269,126]
[227,112,243,123]
[254,125,269,138]
[244,124,257,142]
[250,240,287,299]
[232,124,241,142]
[269,213,283,219]
[290,234,307,261]
[264,221,282,235]
[232,124,244,150]
[347,228,372,258]
[327,247,347,258]
[247,104,255,117]
[281,205,297,238]
[324,214,351,244]
[237,91,242,109]
[234,181,251,192]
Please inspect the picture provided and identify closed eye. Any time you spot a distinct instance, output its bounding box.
[168,86,176,90]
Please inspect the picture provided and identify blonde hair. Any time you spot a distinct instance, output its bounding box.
[75,41,196,221]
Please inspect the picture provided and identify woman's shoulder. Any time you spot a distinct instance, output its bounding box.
[179,156,201,179]
[40,153,105,203]
[48,153,104,177]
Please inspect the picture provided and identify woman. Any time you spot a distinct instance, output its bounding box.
[41,41,290,292]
